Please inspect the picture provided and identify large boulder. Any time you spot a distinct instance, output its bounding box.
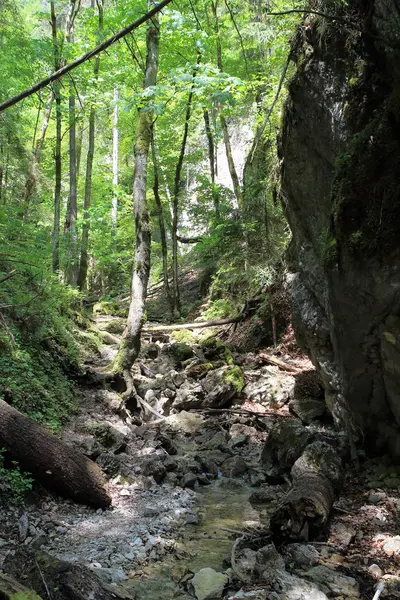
[281,2,400,454]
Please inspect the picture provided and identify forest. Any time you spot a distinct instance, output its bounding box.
[0,0,400,599]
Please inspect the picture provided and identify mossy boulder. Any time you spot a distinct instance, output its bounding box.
[171,329,196,345]
[168,342,193,363]
[200,336,233,364]
[201,365,244,408]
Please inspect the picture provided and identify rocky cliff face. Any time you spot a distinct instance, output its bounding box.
[281,1,400,455]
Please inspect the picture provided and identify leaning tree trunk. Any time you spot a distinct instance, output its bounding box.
[0,399,110,508]
[112,1,160,395]
[77,0,103,291]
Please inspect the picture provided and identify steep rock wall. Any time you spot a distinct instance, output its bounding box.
[281,1,400,455]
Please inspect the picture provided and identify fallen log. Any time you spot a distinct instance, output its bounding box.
[270,441,343,544]
[270,472,334,543]
[0,572,42,600]
[0,399,111,508]
[144,317,240,332]
[258,352,300,374]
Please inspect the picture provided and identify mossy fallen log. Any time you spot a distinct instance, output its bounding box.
[0,572,43,600]
[0,399,111,508]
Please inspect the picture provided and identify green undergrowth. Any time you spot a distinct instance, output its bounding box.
[0,261,101,432]
[0,449,33,504]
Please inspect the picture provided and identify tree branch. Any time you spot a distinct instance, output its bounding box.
[0,0,173,113]
[177,234,203,243]
[265,8,352,25]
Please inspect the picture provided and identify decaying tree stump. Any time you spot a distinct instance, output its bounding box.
[270,441,343,543]
[270,471,334,543]
[0,399,111,508]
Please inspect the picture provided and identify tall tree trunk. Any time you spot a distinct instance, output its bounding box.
[112,86,119,228]
[51,1,62,273]
[64,0,80,287]
[151,125,174,315]
[203,108,220,219]
[112,2,159,394]
[77,0,103,291]
[211,0,243,210]
[171,53,201,317]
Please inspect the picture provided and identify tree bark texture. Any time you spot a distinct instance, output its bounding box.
[151,126,174,315]
[112,86,119,228]
[211,0,243,210]
[270,441,343,543]
[51,1,62,273]
[203,108,220,219]
[0,399,111,508]
[64,0,80,287]
[77,0,103,290]
[171,53,201,317]
[113,2,160,392]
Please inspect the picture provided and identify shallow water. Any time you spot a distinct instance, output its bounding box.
[131,483,273,599]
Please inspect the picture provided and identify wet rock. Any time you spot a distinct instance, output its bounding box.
[181,472,198,489]
[228,590,267,600]
[249,487,281,505]
[220,456,247,477]
[249,471,266,487]
[157,432,178,455]
[229,435,249,449]
[190,568,228,600]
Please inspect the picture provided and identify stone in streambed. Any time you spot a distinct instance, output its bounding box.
[190,568,228,600]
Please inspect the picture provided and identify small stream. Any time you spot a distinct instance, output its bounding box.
[131,484,273,599]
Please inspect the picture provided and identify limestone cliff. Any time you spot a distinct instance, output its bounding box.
[281,1,400,454]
